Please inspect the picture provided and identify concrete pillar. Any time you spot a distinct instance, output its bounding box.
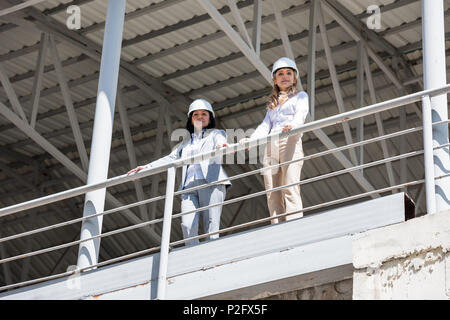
[421,0,450,213]
[77,0,127,269]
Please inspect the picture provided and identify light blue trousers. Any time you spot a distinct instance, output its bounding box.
[180,179,226,246]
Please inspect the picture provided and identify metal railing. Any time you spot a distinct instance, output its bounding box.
[0,84,450,296]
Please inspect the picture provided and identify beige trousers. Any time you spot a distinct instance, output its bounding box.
[263,132,304,224]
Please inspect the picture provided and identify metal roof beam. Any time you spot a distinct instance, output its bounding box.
[0,63,28,122]
[317,2,358,166]
[48,34,89,172]
[251,0,262,56]
[227,0,253,50]
[269,0,294,60]
[0,0,47,18]
[117,90,149,225]
[361,44,397,191]
[148,97,170,224]
[196,0,272,83]
[29,33,48,129]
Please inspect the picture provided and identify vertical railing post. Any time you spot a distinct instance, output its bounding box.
[422,95,437,215]
[422,0,450,213]
[156,166,176,300]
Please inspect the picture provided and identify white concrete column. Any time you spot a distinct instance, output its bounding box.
[421,0,450,213]
[77,0,127,269]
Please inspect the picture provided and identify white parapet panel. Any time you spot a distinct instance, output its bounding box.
[0,193,406,300]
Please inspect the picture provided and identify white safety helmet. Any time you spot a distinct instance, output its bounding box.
[271,57,299,78]
[187,99,215,118]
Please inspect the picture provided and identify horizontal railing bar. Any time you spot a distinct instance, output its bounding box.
[1,138,448,265]
[3,119,444,244]
[171,140,450,220]
[1,85,449,218]
[0,245,162,293]
[170,140,448,222]
[171,175,439,246]
[170,148,426,220]
[2,140,449,258]
[0,194,166,244]
[168,118,449,198]
[0,215,166,265]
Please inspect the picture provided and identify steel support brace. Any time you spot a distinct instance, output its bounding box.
[49,34,89,172]
[196,0,272,83]
[316,2,358,166]
[29,33,48,129]
[117,90,150,223]
[0,63,27,122]
[227,0,253,50]
[149,102,171,223]
[0,0,48,17]
[361,46,397,191]
[251,0,262,56]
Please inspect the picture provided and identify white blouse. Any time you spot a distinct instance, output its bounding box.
[250,91,309,139]
[184,132,206,185]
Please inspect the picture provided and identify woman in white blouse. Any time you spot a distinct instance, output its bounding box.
[240,57,309,224]
[128,99,230,246]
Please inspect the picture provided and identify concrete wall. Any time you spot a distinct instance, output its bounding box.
[352,209,450,300]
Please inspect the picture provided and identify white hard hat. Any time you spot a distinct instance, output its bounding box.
[271,57,299,78]
[187,99,215,118]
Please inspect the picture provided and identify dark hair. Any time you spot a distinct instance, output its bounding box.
[186,111,216,134]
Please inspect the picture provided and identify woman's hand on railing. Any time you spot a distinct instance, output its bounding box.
[239,138,249,145]
[239,138,251,150]
[127,165,149,175]
[216,143,228,149]
[282,124,293,132]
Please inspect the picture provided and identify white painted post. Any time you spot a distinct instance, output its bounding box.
[77,0,127,269]
[421,95,437,214]
[421,0,450,213]
[156,167,176,300]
